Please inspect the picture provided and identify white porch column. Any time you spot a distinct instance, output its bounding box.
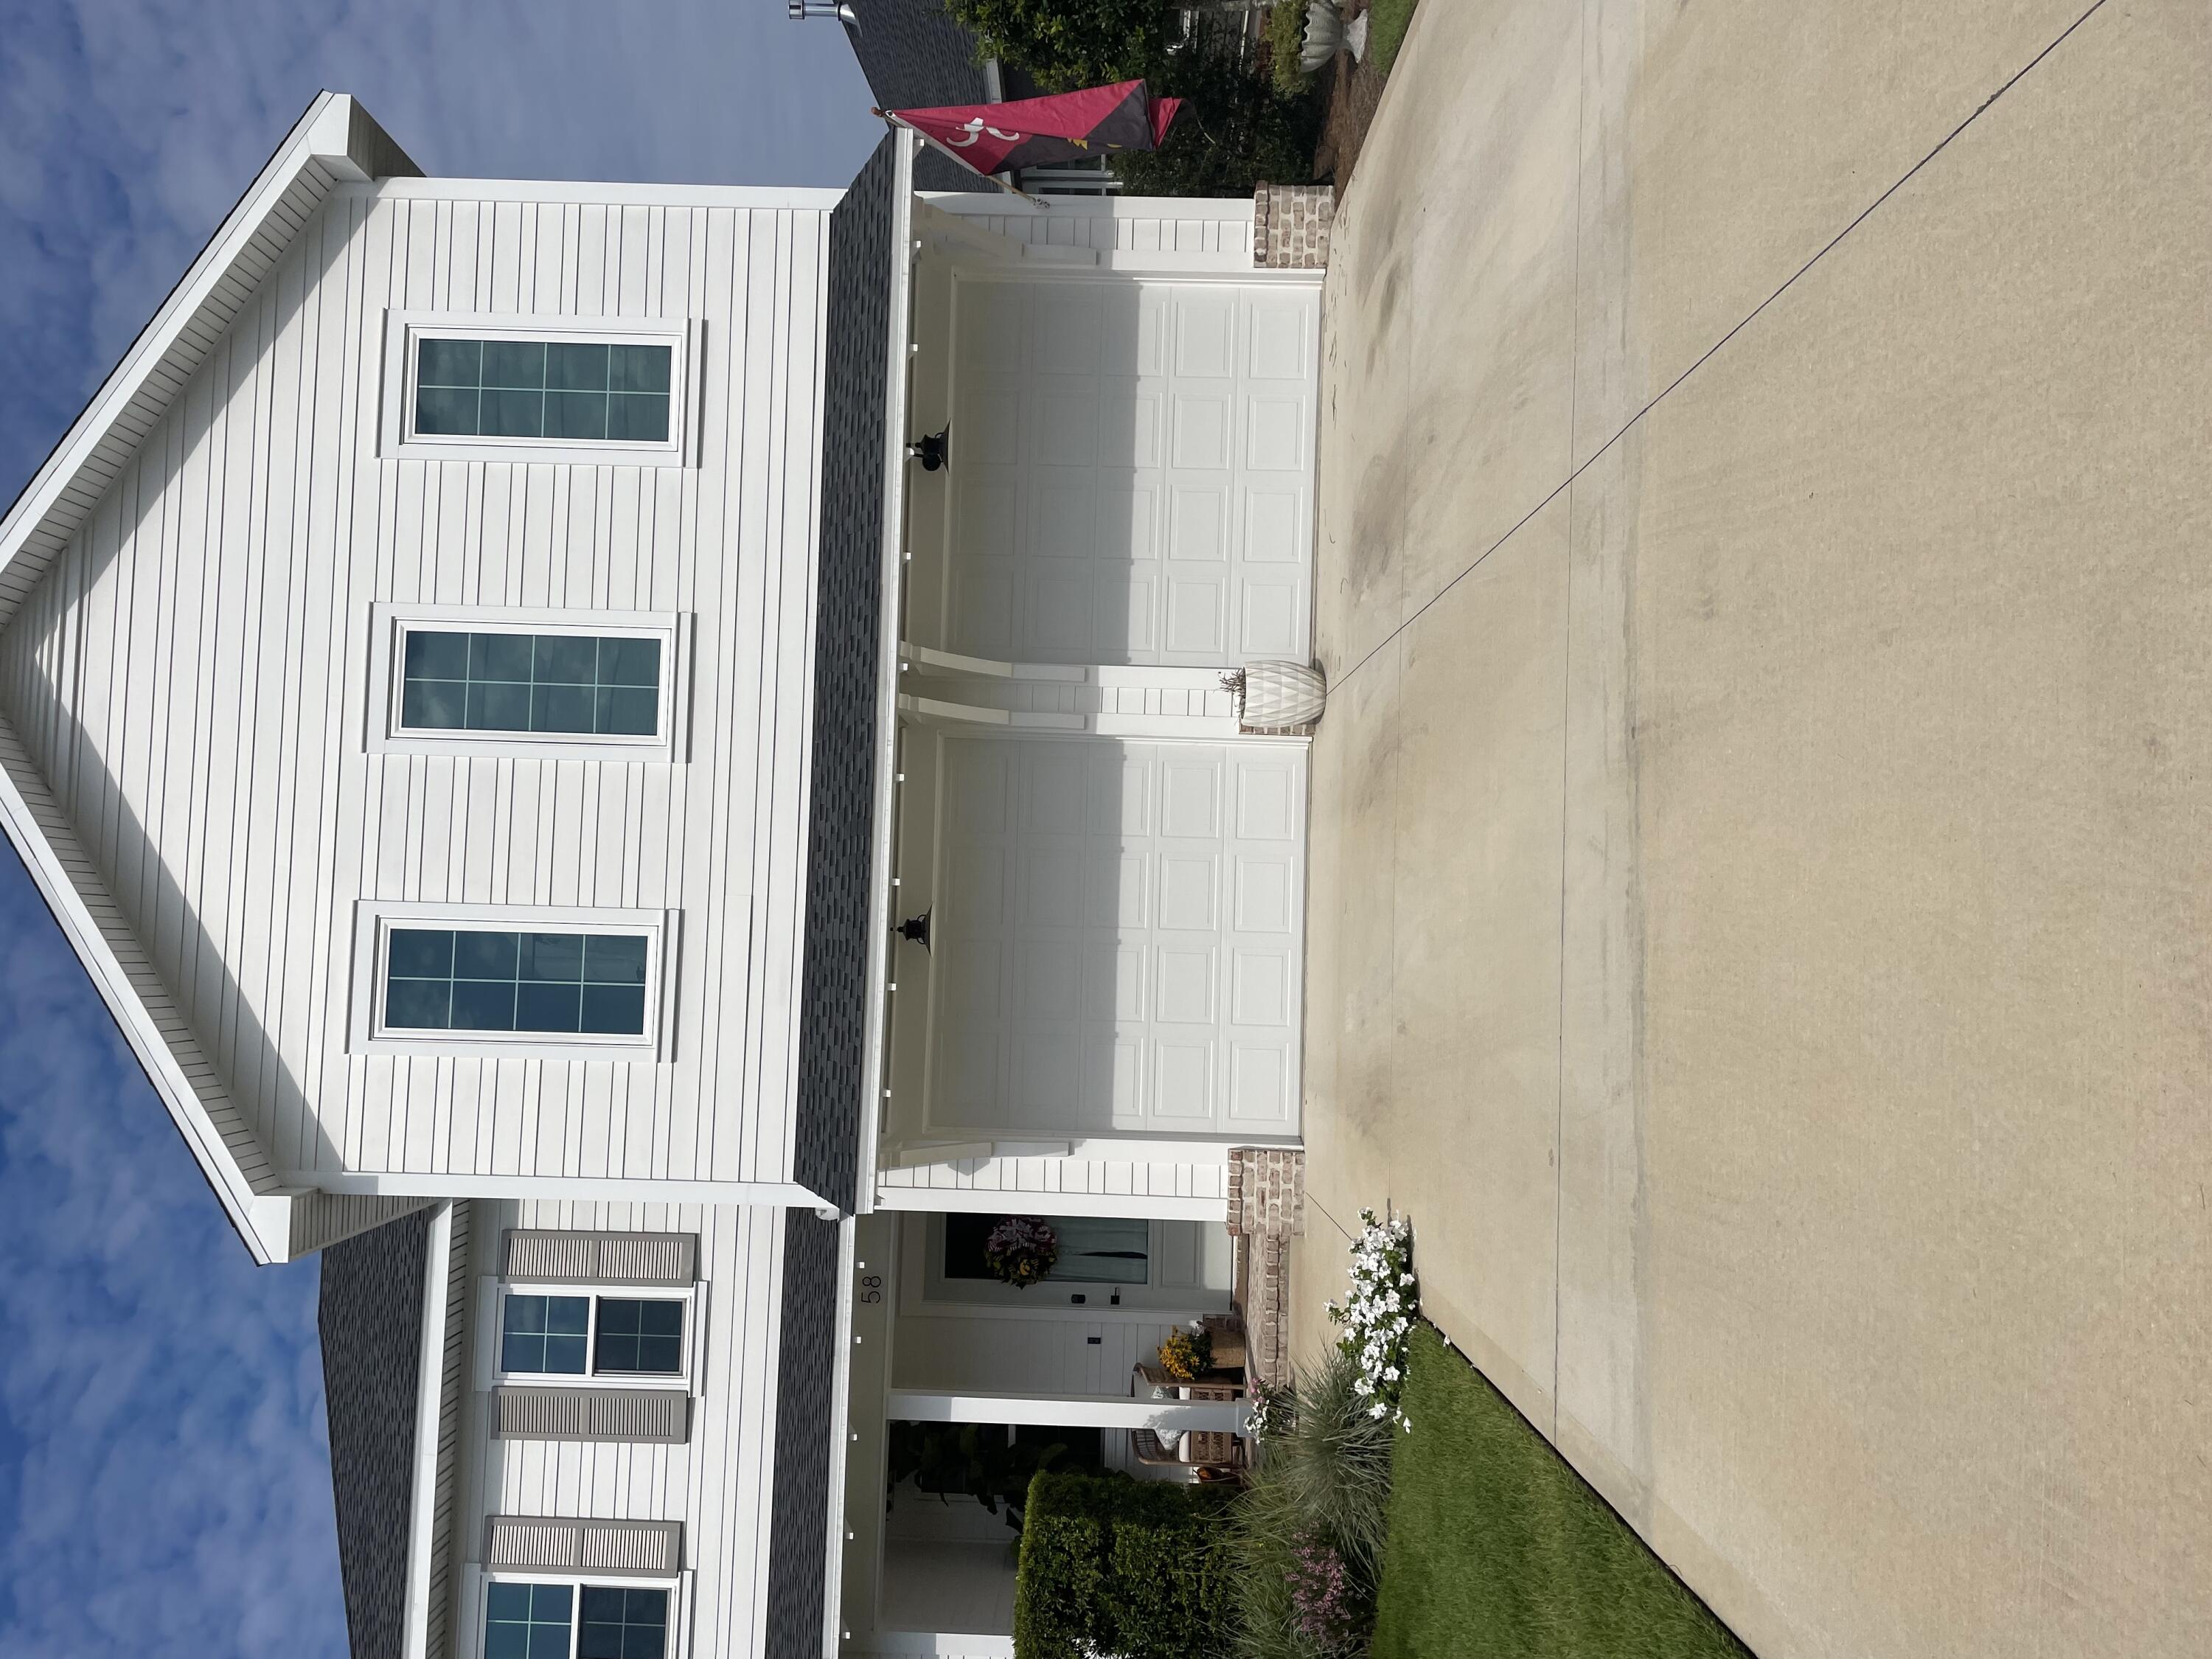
[886,1387,1248,1436]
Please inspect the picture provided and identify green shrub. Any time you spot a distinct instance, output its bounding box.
[1265,1,1311,97]
[1110,18,1323,199]
[1015,1472,1237,1659]
[945,0,1175,91]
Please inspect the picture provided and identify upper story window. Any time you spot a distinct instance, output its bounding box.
[350,904,675,1062]
[368,605,687,762]
[400,629,663,738]
[385,928,650,1037]
[415,338,673,444]
[501,1293,686,1378]
[380,310,694,467]
[485,1582,670,1659]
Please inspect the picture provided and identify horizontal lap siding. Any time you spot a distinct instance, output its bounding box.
[0,185,830,1188]
[959,199,1254,259]
[454,1201,785,1659]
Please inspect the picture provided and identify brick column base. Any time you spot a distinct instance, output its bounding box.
[1225,1147,1305,1389]
[1252,183,1337,268]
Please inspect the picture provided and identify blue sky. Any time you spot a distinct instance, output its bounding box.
[0,5,877,1653]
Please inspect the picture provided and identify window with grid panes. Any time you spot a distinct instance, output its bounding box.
[500,1294,685,1378]
[382,929,650,1037]
[414,337,672,442]
[398,630,661,738]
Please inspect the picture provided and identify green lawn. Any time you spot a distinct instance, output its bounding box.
[1367,0,1417,78]
[1373,1326,1753,1659]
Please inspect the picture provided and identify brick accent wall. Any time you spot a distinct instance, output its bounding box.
[1252,183,1336,268]
[1225,1147,1306,1388]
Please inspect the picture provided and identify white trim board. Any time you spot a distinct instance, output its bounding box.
[400,1201,453,1659]
[872,1185,1229,1223]
[305,1173,830,1208]
[370,178,847,208]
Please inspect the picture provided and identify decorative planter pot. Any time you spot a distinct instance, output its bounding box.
[1229,660,1329,731]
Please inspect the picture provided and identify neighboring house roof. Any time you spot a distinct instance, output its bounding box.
[838,0,997,191]
[319,1208,437,1659]
[0,91,418,1265]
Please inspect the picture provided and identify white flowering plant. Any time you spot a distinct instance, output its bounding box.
[1324,1207,1417,1432]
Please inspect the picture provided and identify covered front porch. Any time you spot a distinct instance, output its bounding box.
[835,1205,1261,1652]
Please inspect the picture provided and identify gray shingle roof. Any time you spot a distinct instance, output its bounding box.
[791,132,898,1217]
[839,0,998,191]
[763,1211,846,1659]
[319,1209,434,1659]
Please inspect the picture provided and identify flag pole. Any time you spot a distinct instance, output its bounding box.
[876,111,1051,209]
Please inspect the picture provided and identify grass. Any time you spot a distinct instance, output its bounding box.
[1372,1325,1753,1659]
[1366,0,1417,78]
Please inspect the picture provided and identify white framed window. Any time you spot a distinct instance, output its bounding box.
[349,902,678,1061]
[366,603,690,762]
[480,1280,700,1392]
[380,310,699,466]
[473,1573,686,1659]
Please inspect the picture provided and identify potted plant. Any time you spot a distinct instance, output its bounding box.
[1157,1324,1215,1382]
[984,1216,1059,1289]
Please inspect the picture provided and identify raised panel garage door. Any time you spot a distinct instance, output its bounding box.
[930,735,1304,1138]
[947,279,1318,667]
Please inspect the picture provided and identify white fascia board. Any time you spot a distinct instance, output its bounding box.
[372,178,846,208]
[401,1202,455,1659]
[309,1172,827,1208]
[872,1183,1231,1222]
[851,133,919,1214]
[0,91,417,1267]
[821,1215,860,1659]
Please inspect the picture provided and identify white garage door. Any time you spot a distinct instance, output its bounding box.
[947,278,1318,667]
[930,735,1304,1138]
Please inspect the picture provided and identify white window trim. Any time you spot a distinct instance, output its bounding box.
[379,309,702,466]
[462,1568,694,1659]
[476,1276,703,1394]
[349,902,680,1062]
[365,602,692,762]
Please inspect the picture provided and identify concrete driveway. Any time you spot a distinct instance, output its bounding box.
[1292,2,2211,1655]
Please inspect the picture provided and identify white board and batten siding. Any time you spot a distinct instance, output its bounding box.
[450,1200,786,1659]
[0,178,835,1191]
[876,1151,1229,1219]
[925,193,1257,265]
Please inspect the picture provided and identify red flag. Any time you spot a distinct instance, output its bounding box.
[883,80,1183,180]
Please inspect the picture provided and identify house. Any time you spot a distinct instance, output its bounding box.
[0,88,1326,1659]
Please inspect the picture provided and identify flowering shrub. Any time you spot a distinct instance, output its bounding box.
[1243,1375,1288,1442]
[1324,1207,1416,1431]
[1158,1325,1214,1382]
[1287,1534,1363,1651]
[984,1216,1059,1289]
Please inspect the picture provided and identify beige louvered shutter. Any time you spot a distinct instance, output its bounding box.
[491,1387,690,1444]
[485,1517,682,1577]
[503,1231,698,1286]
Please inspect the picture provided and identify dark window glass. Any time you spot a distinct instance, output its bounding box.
[580,1586,668,1659]
[501,1294,591,1374]
[384,928,652,1037]
[594,1298,684,1375]
[485,1582,574,1659]
[415,335,671,442]
[400,630,664,739]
